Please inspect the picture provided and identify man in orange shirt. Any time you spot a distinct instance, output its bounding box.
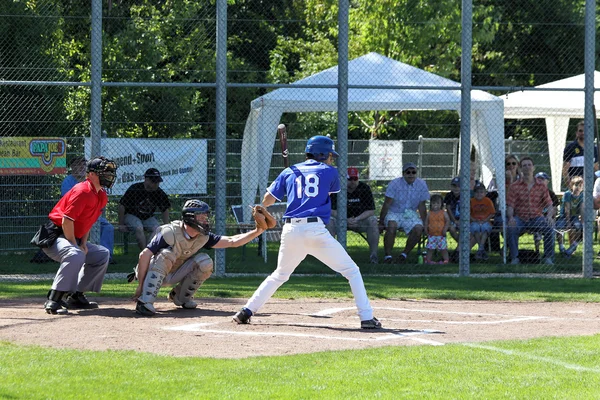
[506,157,555,265]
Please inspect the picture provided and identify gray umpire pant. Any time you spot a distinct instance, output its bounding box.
[43,235,110,293]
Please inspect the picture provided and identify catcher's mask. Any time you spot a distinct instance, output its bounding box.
[87,156,118,189]
[182,199,211,233]
[305,135,339,162]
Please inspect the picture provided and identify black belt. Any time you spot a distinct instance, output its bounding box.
[284,217,319,223]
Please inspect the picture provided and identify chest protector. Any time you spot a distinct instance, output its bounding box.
[161,220,209,272]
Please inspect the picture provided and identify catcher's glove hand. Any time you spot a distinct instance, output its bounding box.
[252,205,277,230]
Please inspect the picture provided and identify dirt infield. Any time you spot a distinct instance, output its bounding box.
[1,298,600,358]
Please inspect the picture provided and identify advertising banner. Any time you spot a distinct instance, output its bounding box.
[0,137,67,175]
[85,138,207,196]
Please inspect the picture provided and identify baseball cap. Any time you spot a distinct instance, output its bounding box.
[473,181,486,191]
[535,172,550,181]
[403,162,417,172]
[347,167,359,179]
[144,168,163,183]
[450,177,460,186]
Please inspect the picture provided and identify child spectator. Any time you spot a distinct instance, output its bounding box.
[533,172,560,254]
[424,194,450,264]
[470,182,495,261]
[556,175,583,257]
[444,177,461,243]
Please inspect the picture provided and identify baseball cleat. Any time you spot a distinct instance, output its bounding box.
[135,301,156,316]
[233,307,252,324]
[361,317,382,329]
[65,292,98,309]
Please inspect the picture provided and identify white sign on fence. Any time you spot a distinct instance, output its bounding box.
[368,140,402,180]
[85,138,207,196]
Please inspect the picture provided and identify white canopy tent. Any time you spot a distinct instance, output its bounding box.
[240,52,506,221]
[503,71,600,193]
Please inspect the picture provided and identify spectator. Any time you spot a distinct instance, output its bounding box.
[506,157,555,265]
[133,200,264,316]
[470,182,495,261]
[327,167,379,264]
[61,156,116,264]
[533,172,560,254]
[562,120,599,186]
[556,175,583,257]
[424,194,449,264]
[443,177,461,243]
[37,157,117,315]
[118,168,171,251]
[378,162,430,264]
[505,154,521,187]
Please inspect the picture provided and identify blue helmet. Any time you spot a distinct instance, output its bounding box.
[182,199,211,233]
[305,136,339,161]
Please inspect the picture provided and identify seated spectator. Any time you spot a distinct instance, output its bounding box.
[61,156,116,264]
[118,168,171,251]
[443,177,461,243]
[424,194,449,264]
[327,167,379,264]
[470,182,495,261]
[533,172,560,254]
[378,162,430,264]
[506,157,555,265]
[556,175,583,257]
[505,154,521,186]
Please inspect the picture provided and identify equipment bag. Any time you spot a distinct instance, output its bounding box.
[30,220,63,248]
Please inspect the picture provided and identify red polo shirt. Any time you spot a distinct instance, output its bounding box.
[49,179,108,239]
[506,179,552,221]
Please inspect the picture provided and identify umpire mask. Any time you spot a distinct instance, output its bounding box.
[182,199,211,234]
[87,157,118,189]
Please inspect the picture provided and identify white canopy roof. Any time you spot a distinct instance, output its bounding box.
[503,71,600,192]
[241,52,506,221]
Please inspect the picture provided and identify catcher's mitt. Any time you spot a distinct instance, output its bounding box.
[252,205,277,230]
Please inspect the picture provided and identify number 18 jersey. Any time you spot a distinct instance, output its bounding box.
[266,159,341,224]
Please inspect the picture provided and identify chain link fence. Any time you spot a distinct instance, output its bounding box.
[1,0,598,277]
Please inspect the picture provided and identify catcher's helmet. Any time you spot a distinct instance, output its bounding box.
[182,199,211,234]
[87,156,118,189]
[305,135,339,161]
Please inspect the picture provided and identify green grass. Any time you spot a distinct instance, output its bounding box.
[2,335,600,399]
[3,276,600,302]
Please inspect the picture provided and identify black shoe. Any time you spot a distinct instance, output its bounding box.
[135,301,156,316]
[361,317,382,329]
[44,289,68,315]
[233,307,252,324]
[44,300,68,315]
[65,292,99,309]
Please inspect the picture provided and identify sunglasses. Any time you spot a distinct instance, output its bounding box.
[506,162,517,166]
[348,177,358,181]
[404,170,417,175]
[577,129,584,132]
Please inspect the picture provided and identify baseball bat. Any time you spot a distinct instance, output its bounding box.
[277,123,289,168]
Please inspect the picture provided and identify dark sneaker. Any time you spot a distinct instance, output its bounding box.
[233,307,252,324]
[382,256,393,264]
[361,317,382,329]
[369,254,379,264]
[396,253,407,264]
[65,292,99,309]
[136,301,156,316]
[44,300,68,315]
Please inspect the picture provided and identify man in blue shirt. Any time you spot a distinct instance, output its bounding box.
[233,135,381,329]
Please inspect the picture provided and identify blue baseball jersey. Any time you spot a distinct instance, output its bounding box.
[266,159,341,224]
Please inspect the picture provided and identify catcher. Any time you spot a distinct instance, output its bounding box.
[132,199,274,316]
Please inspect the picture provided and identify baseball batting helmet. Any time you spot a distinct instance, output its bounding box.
[182,199,211,234]
[305,135,339,162]
[87,156,118,189]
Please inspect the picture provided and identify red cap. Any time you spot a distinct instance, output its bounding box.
[347,167,359,179]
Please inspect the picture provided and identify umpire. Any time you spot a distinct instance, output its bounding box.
[39,156,118,315]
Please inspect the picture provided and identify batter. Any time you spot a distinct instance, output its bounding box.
[233,135,381,329]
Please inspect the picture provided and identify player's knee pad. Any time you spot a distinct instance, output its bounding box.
[151,249,176,276]
[191,253,214,281]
